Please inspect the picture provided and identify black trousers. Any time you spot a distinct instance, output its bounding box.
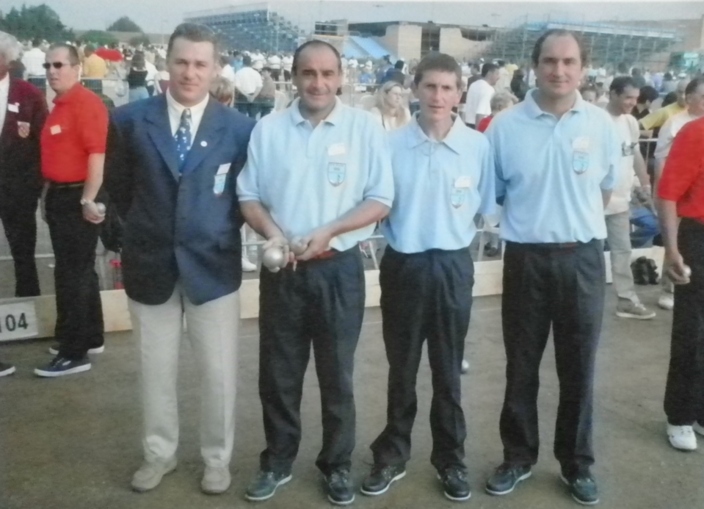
[258,248,365,475]
[45,185,104,359]
[500,240,605,476]
[0,186,40,297]
[664,218,704,425]
[371,247,474,472]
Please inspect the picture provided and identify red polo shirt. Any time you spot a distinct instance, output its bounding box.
[41,83,108,183]
[658,116,704,223]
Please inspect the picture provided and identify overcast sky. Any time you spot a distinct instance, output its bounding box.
[2,0,703,33]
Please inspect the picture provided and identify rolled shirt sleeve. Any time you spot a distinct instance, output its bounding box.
[361,121,394,208]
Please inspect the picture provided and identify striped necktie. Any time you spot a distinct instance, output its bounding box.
[175,108,192,171]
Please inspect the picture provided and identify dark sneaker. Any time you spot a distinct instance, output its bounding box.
[437,467,471,501]
[34,356,91,378]
[560,469,599,506]
[0,361,16,377]
[360,464,406,496]
[485,462,532,496]
[49,344,105,355]
[245,470,292,501]
[325,469,355,505]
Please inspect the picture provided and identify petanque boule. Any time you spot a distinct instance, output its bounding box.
[290,237,308,256]
[683,265,692,278]
[262,246,285,272]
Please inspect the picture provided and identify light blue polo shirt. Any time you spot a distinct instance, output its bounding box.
[381,116,495,254]
[485,90,620,243]
[237,98,394,251]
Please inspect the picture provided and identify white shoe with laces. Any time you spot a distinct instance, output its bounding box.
[667,424,697,451]
[242,257,258,272]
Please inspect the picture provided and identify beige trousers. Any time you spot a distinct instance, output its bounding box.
[128,287,240,467]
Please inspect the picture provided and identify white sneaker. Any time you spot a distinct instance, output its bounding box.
[131,457,178,492]
[242,257,258,272]
[615,301,656,320]
[658,293,674,310]
[667,424,697,451]
[693,422,704,437]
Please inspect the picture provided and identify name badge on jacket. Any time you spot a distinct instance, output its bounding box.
[7,103,19,113]
[214,163,230,196]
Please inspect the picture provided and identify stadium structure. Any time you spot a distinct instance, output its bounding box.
[185,2,704,70]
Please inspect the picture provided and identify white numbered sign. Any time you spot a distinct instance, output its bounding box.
[0,301,38,342]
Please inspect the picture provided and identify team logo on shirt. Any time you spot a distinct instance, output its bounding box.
[327,162,346,186]
[572,136,591,175]
[451,176,471,208]
[621,141,637,157]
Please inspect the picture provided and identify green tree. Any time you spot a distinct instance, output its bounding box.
[107,16,143,33]
[81,30,118,47]
[0,4,74,42]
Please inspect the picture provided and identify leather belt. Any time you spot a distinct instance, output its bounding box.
[48,181,84,189]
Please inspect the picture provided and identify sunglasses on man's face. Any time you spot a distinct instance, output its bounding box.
[43,62,73,70]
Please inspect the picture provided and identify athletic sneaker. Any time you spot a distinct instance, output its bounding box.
[560,468,599,506]
[658,292,674,310]
[615,301,656,320]
[438,467,471,501]
[49,344,104,355]
[242,257,258,272]
[245,470,292,501]
[361,464,406,496]
[34,356,91,377]
[325,469,355,505]
[485,462,532,496]
[667,424,697,451]
[0,361,16,377]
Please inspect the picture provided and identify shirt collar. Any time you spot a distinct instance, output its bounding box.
[53,82,83,105]
[524,88,585,119]
[166,89,210,118]
[289,97,344,126]
[406,113,465,154]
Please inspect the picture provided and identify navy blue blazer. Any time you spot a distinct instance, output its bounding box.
[104,94,255,306]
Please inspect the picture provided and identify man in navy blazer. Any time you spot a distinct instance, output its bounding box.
[104,24,255,495]
[0,33,47,297]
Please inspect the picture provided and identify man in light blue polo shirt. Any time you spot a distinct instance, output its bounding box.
[483,30,620,506]
[360,53,494,503]
[237,40,393,506]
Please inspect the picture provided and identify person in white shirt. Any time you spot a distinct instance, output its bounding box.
[219,55,236,84]
[234,54,263,118]
[282,54,293,81]
[252,51,265,71]
[464,62,499,128]
[21,38,45,77]
[653,77,704,311]
[266,53,281,81]
[604,76,656,319]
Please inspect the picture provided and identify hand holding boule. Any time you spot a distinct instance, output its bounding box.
[262,246,285,272]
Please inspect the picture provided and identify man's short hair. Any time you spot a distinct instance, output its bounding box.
[394,59,404,70]
[685,76,704,96]
[610,76,638,95]
[292,39,342,75]
[242,54,252,67]
[84,44,95,55]
[531,29,589,67]
[32,38,41,48]
[637,86,659,104]
[481,63,498,77]
[413,52,462,90]
[48,43,80,65]
[167,23,219,59]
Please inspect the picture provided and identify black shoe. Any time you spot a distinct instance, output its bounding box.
[485,462,532,496]
[244,470,292,501]
[631,257,648,285]
[325,469,355,505]
[560,468,599,506]
[646,258,660,284]
[360,464,406,496]
[0,361,16,377]
[437,467,471,502]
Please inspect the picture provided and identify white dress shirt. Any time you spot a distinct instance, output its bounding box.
[165,90,209,146]
[0,74,9,138]
[22,47,46,77]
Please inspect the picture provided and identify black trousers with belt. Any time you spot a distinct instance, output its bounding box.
[499,239,605,477]
[664,218,704,426]
[45,185,104,360]
[258,248,365,476]
[0,185,40,297]
[371,246,474,472]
